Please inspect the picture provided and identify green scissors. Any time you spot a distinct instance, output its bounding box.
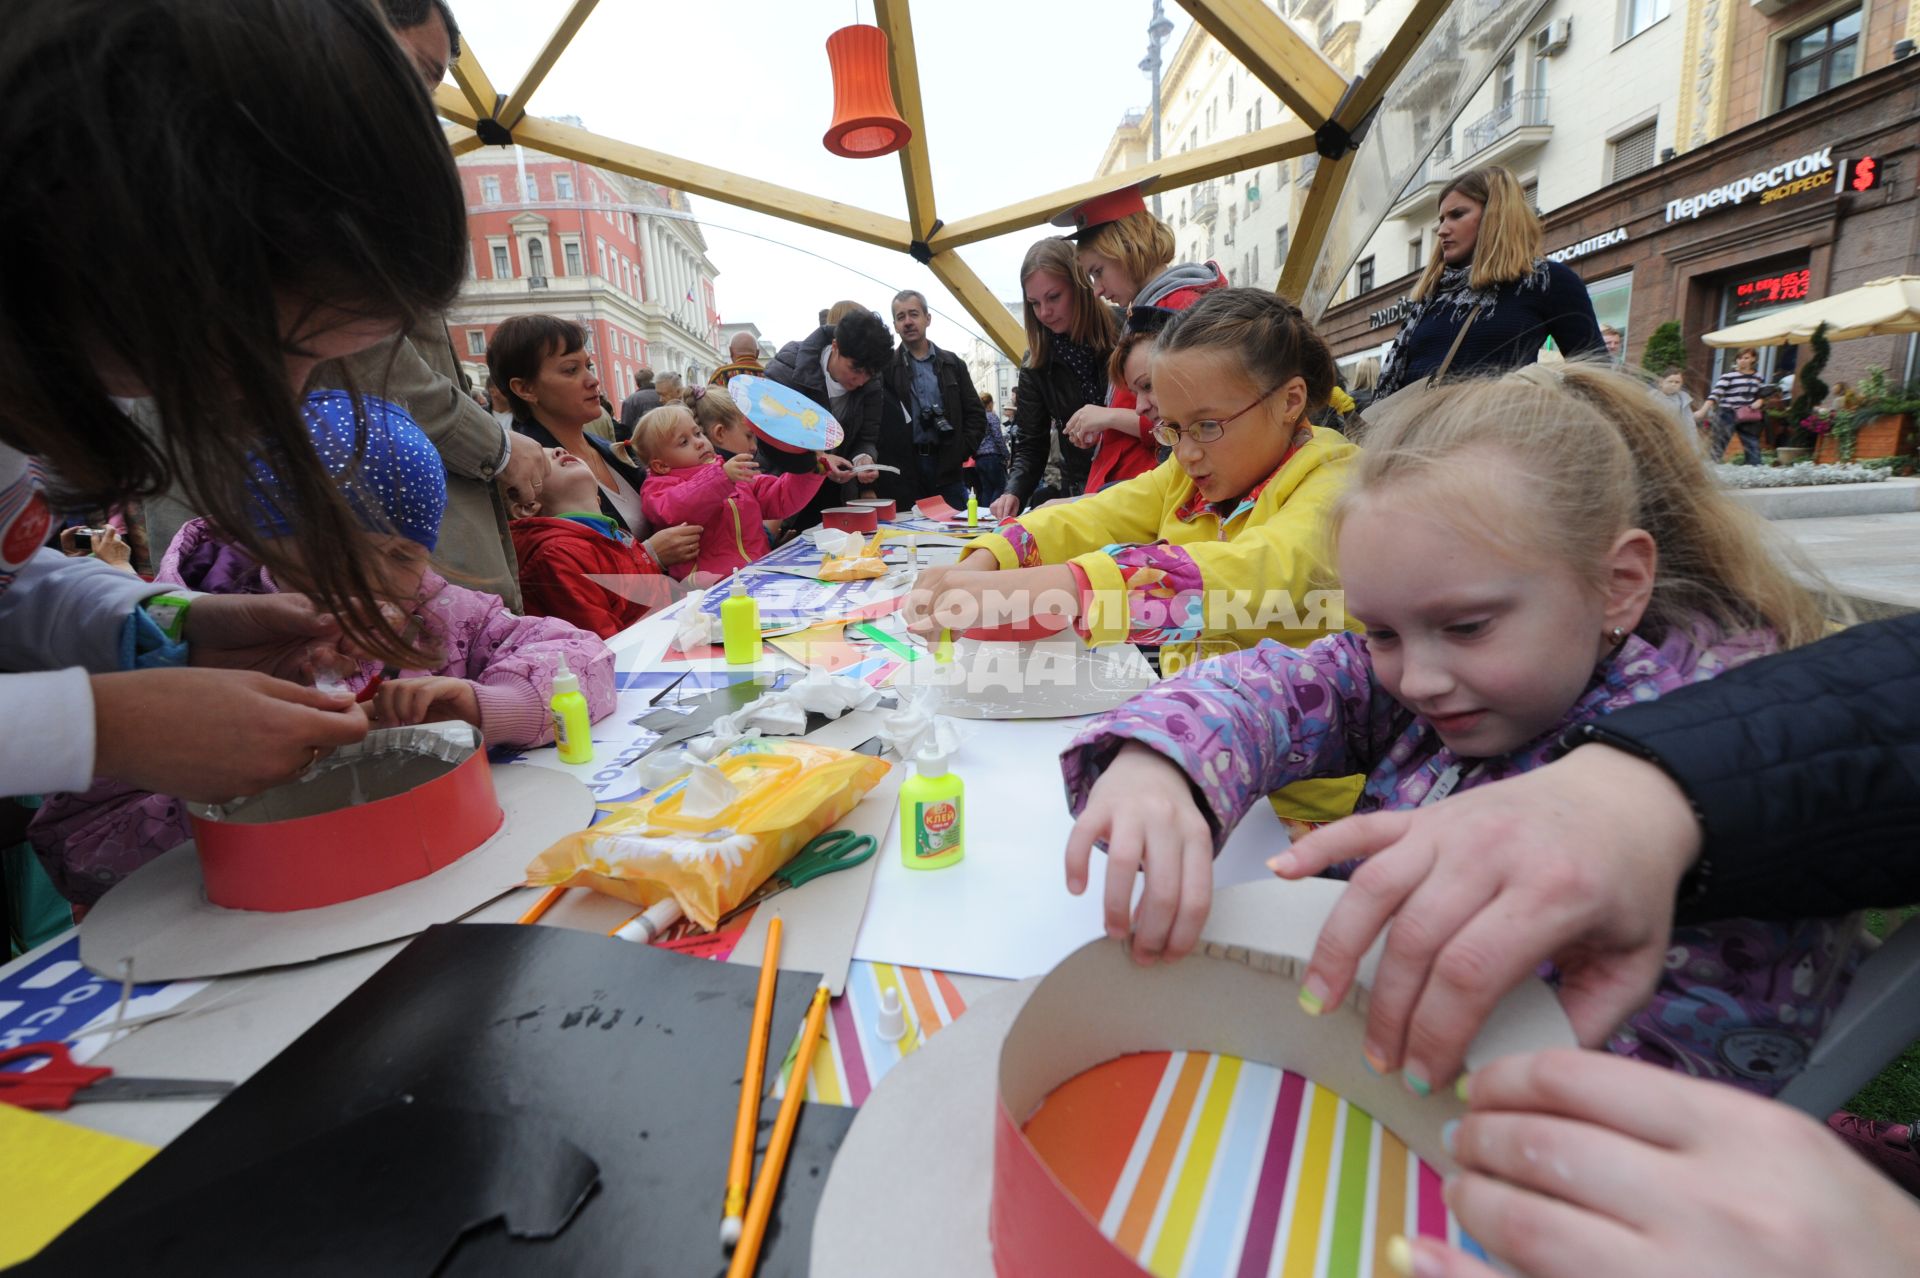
[720,828,877,924]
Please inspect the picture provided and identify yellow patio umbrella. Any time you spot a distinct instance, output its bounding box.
[1704,275,1920,347]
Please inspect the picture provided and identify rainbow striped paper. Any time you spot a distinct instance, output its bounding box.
[773,959,972,1105]
[1024,1051,1486,1278]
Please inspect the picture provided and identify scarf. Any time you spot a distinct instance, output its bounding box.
[1376,259,1554,397]
[1049,333,1109,407]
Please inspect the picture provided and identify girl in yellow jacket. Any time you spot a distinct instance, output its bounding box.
[910,287,1360,821]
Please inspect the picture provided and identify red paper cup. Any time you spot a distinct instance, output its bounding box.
[822,506,879,533]
[848,498,897,521]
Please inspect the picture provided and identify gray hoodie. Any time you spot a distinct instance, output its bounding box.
[1133,260,1227,309]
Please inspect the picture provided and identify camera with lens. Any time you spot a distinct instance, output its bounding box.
[915,405,954,454]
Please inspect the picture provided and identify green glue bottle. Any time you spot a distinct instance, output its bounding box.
[721,573,760,665]
[900,746,964,870]
[550,654,593,765]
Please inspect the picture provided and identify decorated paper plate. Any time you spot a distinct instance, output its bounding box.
[730,374,845,454]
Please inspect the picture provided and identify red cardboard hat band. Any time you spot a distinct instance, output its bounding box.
[193,744,503,913]
[990,1099,1147,1278]
[822,506,879,533]
[849,498,896,521]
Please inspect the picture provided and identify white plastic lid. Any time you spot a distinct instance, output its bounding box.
[552,654,579,696]
[730,572,747,597]
[914,746,949,777]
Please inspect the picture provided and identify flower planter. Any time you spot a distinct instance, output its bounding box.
[1775,446,1812,465]
[1815,412,1915,464]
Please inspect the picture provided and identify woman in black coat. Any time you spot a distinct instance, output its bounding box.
[990,237,1114,518]
[1374,165,1604,399]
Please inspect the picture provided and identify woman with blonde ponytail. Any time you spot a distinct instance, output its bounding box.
[1064,362,1861,1093]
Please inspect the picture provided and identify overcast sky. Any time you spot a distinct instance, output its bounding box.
[449,0,1192,351]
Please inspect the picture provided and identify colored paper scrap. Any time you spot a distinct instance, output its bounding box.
[772,960,976,1106]
[0,1105,156,1267]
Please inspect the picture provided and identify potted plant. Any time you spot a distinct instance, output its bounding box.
[1819,365,1920,463]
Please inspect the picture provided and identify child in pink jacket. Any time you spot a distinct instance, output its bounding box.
[31,390,615,906]
[635,401,851,581]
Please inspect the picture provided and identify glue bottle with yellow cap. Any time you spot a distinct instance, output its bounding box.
[900,745,964,870]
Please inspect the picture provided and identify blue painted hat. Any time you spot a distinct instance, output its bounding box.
[249,390,447,550]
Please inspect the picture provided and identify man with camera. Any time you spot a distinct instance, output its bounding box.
[887,291,987,509]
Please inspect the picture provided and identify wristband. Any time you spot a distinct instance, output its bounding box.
[142,591,197,644]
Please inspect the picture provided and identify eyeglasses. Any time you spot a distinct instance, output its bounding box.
[1151,383,1284,448]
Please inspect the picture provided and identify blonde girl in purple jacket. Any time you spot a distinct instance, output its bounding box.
[32,391,615,906]
[1062,363,1855,1097]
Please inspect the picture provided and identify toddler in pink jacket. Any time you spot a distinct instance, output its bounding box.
[634,401,852,581]
[31,391,614,906]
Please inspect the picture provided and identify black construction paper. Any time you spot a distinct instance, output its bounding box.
[30,925,848,1276]
[20,1100,598,1274]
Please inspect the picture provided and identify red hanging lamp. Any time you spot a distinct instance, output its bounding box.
[823,23,912,159]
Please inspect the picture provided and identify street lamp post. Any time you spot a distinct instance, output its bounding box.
[1140,0,1175,218]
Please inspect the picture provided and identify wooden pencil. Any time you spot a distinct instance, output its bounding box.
[725,981,830,1278]
[721,916,784,1247]
[516,885,565,925]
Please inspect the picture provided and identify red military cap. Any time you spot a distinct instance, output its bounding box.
[1052,182,1151,240]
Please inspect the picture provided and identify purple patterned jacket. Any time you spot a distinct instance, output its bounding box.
[1061,625,1864,1095]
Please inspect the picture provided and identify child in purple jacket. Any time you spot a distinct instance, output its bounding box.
[32,390,615,906]
[1062,363,1858,1097]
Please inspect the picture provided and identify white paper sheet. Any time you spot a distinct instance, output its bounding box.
[850,715,1290,980]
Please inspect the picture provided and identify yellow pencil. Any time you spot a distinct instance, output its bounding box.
[725,981,830,1278]
[721,917,784,1248]
[516,885,566,925]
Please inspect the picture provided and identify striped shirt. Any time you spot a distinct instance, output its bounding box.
[1707,369,1765,412]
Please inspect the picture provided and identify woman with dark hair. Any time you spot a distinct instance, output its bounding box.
[1,0,473,803]
[989,238,1115,519]
[488,316,652,535]
[1373,165,1603,401]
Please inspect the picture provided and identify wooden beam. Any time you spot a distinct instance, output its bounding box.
[1336,0,1461,130]
[497,0,601,129]
[1175,0,1348,127]
[508,114,913,251]
[873,0,938,241]
[445,125,485,157]
[448,41,500,121]
[435,81,482,129]
[925,251,1026,364]
[931,118,1316,250]
[1278,151,1353,308]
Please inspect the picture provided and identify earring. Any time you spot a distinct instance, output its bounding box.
[1609,626,1626,642]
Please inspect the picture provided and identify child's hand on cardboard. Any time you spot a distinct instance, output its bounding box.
[724,453,760,483]
[369,676,480,729]
[1065,742,1217,964]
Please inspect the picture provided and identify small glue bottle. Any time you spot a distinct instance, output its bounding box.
[550,654,593,764]
[900,745,964,870]
[720,573,760,665]
[966,493,979,527]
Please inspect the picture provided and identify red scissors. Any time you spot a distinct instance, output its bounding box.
[0,1041,234,1112]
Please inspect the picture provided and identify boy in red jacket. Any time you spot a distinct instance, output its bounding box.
[509,447,698,637]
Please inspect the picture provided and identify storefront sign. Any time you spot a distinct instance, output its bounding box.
[1665,147,1833,223]
[1732,266,1811,315]
[1368,296,1413,330]
[1547,227,1629,264]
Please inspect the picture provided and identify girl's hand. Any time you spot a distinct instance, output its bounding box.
[724,453,761,483]
[819,453,856,483]
[90,668,367,801]
[1064,743,1216,963]
[903,550,1001,636]
[1414,1049,1920,1278]
[1063,405,1138,448]
[645,523,703,568]
[369,676,480,729]
[989,492,1021,521]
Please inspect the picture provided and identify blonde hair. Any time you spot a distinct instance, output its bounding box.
[1020,236,1116,370]
[1075,211,1176,301]
[631,404,699,463]
[1339,362,1830,649]
[688,383,747,437]
[824,299,868,326]
[1411,165,1544,301]
[655,372,686,403]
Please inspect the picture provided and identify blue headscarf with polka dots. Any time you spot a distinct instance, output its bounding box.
[248,390,448,550]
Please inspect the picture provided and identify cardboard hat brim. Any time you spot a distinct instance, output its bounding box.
[79,764,594,981]
[813,878,1575,1276]
[1052,181,1154,241]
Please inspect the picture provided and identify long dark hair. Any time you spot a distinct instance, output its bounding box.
[488,315,588,425]
[0,0,467,660]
